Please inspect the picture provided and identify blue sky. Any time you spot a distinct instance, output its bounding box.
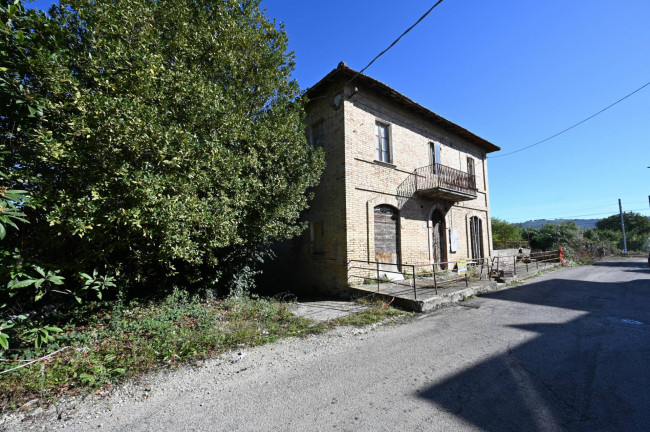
[30,0,650,223]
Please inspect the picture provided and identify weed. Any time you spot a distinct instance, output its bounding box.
[362,275,390,285]
[521,264,564,281]
[0,292,328,410]
[466,267,481,281]
[331,297,409,327]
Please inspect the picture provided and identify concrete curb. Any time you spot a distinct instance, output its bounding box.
[350,280,498,313]
[419,281,498,312]
[349,262,565,313]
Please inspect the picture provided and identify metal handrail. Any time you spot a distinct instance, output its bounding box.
[414,163,477,195]
[348,259,418,299]
[411,257,490,293]
[491,249,561,277]
[493,241,531,250]
[348,249,562,300]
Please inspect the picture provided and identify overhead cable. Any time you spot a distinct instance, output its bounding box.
[490,80,650,159]
[345,1,445,86]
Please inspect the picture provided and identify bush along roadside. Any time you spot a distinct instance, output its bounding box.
[0,290,406,412]
[0,290,330,411]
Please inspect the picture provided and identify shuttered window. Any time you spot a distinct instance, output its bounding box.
[375,123,391,163]
[431,142,441,174]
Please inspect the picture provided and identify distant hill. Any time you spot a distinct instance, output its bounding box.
[517,219,599,230]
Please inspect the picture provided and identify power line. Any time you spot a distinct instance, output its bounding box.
[345,1,445,86]
[490,80,650,159]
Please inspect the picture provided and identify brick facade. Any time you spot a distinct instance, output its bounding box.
[267,64,500,296]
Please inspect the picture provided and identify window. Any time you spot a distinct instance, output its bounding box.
[375,122,391,163]
[312,221,324,254]
[310,120,324,148]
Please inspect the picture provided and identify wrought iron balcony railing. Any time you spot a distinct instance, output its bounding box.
[398,163,477,202]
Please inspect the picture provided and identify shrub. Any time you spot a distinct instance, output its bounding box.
[1,0,323,296]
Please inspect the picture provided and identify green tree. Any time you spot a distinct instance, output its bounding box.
[593,212,650,251]
[1,0,323,295]
[584,227,618,244]
[491,218,522,248]
[528,221,581,251]
[595,212,650,237]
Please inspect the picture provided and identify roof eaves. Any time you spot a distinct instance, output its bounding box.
[306,62,500,154]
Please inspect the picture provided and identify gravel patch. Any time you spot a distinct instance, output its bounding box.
[0,318,403,431]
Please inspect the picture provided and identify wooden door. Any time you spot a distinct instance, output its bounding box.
[374,205,400,279]
[431,210,447,266]
[470,216,484,260]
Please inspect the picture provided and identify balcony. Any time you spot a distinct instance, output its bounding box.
[398,163,477,202]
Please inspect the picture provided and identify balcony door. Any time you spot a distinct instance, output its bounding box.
[467,157,476,189]
[430,142,441,174]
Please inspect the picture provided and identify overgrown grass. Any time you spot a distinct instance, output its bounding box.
[503,263,565,286]
[362,275,390,285]
[0,290,328,411]
[331,297,409,327]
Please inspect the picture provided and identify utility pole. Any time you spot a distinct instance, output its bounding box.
[619,199,627,254]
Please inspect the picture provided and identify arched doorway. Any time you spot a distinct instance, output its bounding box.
[374,204,401,280]
[470,216,484,260]
[431,210,447,266]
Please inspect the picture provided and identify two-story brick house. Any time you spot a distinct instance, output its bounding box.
[268,62,500,296]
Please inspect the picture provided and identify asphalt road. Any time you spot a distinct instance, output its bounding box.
[7,257,650,431]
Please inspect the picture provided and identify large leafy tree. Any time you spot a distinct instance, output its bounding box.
[1,0,323,294]
[490,218,522,247]
[594,212,650,251]
[528,221,581,251]
[595,212,650,236]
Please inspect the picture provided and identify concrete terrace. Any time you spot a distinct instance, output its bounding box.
[348,260,563,312]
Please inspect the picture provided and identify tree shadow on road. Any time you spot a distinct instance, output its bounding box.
[592,260,647,268]
[417,261,650,431]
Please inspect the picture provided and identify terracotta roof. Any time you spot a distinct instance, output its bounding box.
[306,62,500,154]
